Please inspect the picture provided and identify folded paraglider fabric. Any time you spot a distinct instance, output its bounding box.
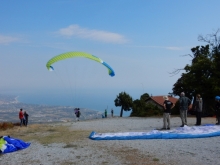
[0,136,31,153]
[89,125,220,140]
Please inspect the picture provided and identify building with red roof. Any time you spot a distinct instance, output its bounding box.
[145,95,178,110]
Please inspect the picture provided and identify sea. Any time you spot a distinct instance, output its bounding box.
[16,90,131,117]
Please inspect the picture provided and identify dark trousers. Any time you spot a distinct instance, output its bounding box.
[20,118,24,126]
[216,112,220,124]
[196,111,202,125]
[25,119,28,126]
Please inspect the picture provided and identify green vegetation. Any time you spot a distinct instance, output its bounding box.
[114,91,133,117]
[115,30,220,117]
[114,94,180,117]
[153,158,160,161]
[172,30,220,116]
[130,93,163,117]
[114,92,165,117]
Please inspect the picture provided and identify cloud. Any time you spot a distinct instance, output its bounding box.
[57,24,128,44]
[0,35,19,44]
[165,46,183,50]
[132,45,187,50]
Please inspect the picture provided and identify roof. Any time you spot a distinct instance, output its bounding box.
[147,96,178,107]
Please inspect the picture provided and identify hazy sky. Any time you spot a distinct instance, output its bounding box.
[1,0,220,108]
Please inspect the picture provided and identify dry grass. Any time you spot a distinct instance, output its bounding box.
[113,148,163,165]
[94,144,165,165]
[1,123,165,164]
[0,122,174,165]
[0,122,14,130]
[0,123,90,145]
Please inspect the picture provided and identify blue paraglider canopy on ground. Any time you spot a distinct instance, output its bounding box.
[89,124,220,140]
[0,136,31,154]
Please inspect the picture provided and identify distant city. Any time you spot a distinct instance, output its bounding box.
[0,94,103,124]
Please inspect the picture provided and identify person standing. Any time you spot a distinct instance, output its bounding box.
[104,109,107,118]
[75,108,81,121]
[179,92,191,127]
[215,96,220,125]
[111,109,114,117]
[162,96,175,130]
[19,109,24,127]
[194,94,203,126]
[24,111,29,126]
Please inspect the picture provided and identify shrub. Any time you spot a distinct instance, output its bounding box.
[0,122,14,130]
[131,100,163,117]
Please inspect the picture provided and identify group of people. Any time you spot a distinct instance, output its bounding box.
[74,108,114,120]
[17,93,219,128]
[102,109,114,118]
[162,92,204,130]
[19,108,29,127]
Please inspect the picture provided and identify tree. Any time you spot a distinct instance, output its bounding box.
[173,45,212,100]
[131,92,162,117]
[130,93,150,117]
[130,99,146,117]
[114,91,133,117]
[172,29,220,115]
[140,93,150,101]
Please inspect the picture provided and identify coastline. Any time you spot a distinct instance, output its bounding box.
[11,93,130,117]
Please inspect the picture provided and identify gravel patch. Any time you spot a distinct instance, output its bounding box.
[1,116,219,165]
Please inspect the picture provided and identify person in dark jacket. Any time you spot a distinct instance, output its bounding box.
[179,92,191,127]
[104,109,107,118]
[194,94,203,126]
[162,96,175,130]
[111,109,114,117]
[215,96,220,125]
[23,111,29,126]
[75,108,81,121]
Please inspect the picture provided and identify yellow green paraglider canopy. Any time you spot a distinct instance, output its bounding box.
[46,52,115,77]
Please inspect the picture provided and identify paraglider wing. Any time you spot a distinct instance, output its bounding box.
[89,125,220,140]
[46,52,115,77]
[49,66,54,71]
[102,61,115,77]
